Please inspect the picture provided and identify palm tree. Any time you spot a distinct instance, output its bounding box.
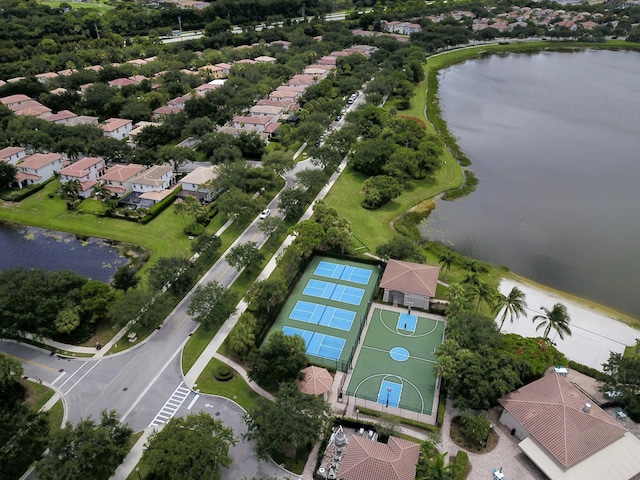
[471,280,495,313]
[495,286,528,331]
[91,181,112,211]
[438,250,455,281]
[533,303,572,341]
[59,179,81,210]
[445,283,472,319]
[418,451,458,480]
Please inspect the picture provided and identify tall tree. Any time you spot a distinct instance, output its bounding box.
[437,250,456,281]
[225,242,264,272]
[601,344,640,422]
[532,303,572,341]
[495,286,528,331]
[36,410,132,480]
[147,257,198,295]
[243,382,331,460]
[91,181,112,211]
[247,330,307,388]
[142,412,236,480]
[187,281,237,328]
[0,162,18,189]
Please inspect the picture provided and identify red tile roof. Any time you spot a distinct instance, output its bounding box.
[379,259,439,297]
[499,374,626,467]
[339,435,420,480]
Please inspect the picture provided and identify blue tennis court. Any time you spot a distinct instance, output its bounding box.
[303,279,365,306]
[398,313,418,333]
[314,261,372,285]
[289,301,356,331]
[282,326,346,360]
[377,379,402,408]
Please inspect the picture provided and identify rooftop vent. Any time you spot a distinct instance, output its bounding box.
[583,402,592,414]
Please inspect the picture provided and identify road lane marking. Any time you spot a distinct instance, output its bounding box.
[170,314,190,338]
[8,355,59,373]
[57,361,88,389]
[216,264,232,282]
[64,360,102,395]
[149,382,191,428]
[51,371,66,386]
[187,394,200,410]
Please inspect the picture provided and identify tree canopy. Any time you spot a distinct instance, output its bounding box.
[142,412,236,480]
[187,281,237,328]
[36,410,132,480]
[243,382,331,460]
[247,330,307,388]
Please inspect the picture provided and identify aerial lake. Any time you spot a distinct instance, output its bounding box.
[0,222,126,283]
[423,49,640,318]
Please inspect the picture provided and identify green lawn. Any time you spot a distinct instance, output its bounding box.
[323,160,462,251]
[0,181,192,277]
[195,357,261,412]
[38,0,113,11]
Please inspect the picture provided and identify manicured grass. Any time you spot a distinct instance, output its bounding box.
[47,399,64,434]
[181,325,218,373]
[323,161,462,251]
[194,357,261,412]
[22,379,55,412]
[0,181,192,278]
[38,0,113,11]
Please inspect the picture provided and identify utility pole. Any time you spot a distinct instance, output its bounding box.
[178,16,182,39]
[302,3,305,18]
[94,22,100,39]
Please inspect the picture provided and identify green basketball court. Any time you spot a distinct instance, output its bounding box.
[346,307,445,415]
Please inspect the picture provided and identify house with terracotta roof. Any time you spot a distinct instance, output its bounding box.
[379,259,440,309]
[269,40,291,49]
[59,157,107,198]
[152,106,184,120]
[12,101,52,119]
[499,373,640,480]
[194,82,222,96]
[66,115,99,127]
[1,94,33,108]
[287,74,317,88]
[101,118,133,140]
[100,164,146,197]
[199,65,225,78]
[254,55,277,64]
[44,110,78,125]
[0,146,27,165]
[35,72,59,83]
[268,89,302,102]
[232,115,274,133]
[108,78,136,88]
[130,165,174,193]
[249,104,285,119]
[318,427,420,480]
[167,94,191,108]
[178,165,220,202]
[16,153,64,187]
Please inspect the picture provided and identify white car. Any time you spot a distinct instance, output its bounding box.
[259,208,271,219]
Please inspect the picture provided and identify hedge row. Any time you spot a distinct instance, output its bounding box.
[453,450,469,480]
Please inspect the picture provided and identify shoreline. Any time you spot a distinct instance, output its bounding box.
[498,276,639,370]
[421,42,640,329]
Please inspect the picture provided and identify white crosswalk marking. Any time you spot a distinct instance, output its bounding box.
[148,382,191,428]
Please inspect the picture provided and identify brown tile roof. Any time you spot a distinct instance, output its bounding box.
[379,259,439,297]
[499,373,626,468]
[339,435,420,480]
[296,366,333,396]
[101,164,145,182]
[19,153,63,169]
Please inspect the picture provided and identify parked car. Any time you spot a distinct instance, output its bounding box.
[259,208,271,219]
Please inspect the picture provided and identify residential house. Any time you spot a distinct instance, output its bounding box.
[178,165,220,202]
[100,164,146,197]
[268,89,302,103]
[66,115,99,127]
[56,69,75,77]
[152,106,184,120]
[0,146,27,166]
[232,115,273,133]
[129,75,148,84]
[49,87,67,95]
[101,118,133,140]
[382,21,422,35]
[379,259,440,309]
[167,94,191,108]
[254,55,277,64]
[249,104,284,119]
[44,110,78,125]
[84,65,103,73]
[128,165,176,208]
[79,83,94,95]
[1,94,32,109]
[16,153,64,187]
[269,40,291,49]
[128,121,161,145]
[11,100,52,118]
[287,74,317,88]
[59,156,107,198]
[214,63,232,75]
[194,82,222,96]
[499,373,640,480]
[199,65,225,78]
[35,72,59,84]
[108,78,136,88]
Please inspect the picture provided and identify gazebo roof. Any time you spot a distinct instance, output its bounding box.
[297,365,333,396]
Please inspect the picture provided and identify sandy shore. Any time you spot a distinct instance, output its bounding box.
[497,278,640,370]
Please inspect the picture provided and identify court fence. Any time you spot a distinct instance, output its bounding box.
[339,391,437,424]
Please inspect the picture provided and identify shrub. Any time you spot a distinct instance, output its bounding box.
[568,360,608,382]
[460,412,491,447]
[453,450,469,479]
[213,364,234,381]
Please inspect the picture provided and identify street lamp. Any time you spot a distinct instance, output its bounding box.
[136,467,141,480]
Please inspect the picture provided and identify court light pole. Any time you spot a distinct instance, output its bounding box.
[386,387,392,407]
[356,408,359,422]
[136,467,141,480]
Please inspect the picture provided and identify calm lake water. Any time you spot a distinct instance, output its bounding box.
[423,49,640,318]
[0,223,126,282]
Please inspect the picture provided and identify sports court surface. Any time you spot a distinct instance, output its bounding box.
[265,256,380,371]
[346,307,445,415]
